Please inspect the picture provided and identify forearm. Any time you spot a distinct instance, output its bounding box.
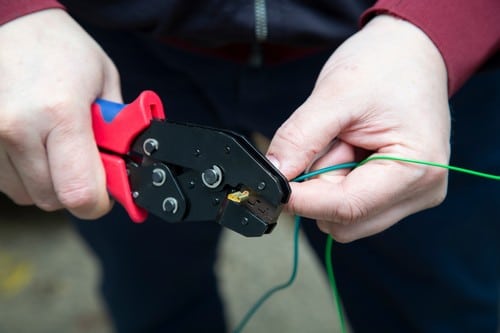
[0,0,64,25]
[362,0,500,95]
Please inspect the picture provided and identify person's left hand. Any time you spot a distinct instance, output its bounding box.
[266,15,451,242]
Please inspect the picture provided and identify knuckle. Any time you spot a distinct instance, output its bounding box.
[330,194,368,225]
[419,165,449,208]
[57,184,99,211]
[41,98,74,121]
[36,201,62,212]
[427,182,448,208]
[0,97,76,145]
[274,123,302,149]
[285,194,300,215]
[427,164,448,183]
[7,193,33,206]
[0,176,33,206]
[315,220,330,234]
[0,115,28,144]
[274,121,320,160]
[32,194,62,211]
[329,229,355,244]
[435,185,448,204]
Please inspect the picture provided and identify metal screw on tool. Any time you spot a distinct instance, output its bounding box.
[257,182,266,190]
[203,169,218,184]
[201,165,223,188]
[162,197,178,214]
[143,138,159,156]
[132,191,140,199]
[152,168,166,186]
[241,217,249,225]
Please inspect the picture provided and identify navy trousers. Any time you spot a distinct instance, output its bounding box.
[73,26,500,333]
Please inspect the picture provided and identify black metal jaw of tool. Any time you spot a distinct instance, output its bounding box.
[127,120,291,237]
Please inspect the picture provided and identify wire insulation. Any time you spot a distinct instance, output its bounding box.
[232,155,498,333]
[325,235,347,333]
[360,156,499,180]
[232,215,301,333]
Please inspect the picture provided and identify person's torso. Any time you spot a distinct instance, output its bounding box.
[61,0,374,47]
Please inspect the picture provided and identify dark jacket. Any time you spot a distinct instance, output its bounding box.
[60,0,374,47]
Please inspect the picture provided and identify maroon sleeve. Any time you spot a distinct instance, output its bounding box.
[361,0,500,95]
[0,0,65,25]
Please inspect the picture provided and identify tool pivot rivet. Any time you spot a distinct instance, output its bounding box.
[143,138,159,156]
[152,168,166,186]
[162,197,178,214]
[201,165,223,188]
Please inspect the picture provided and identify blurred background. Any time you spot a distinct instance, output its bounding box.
[0,193,343,332]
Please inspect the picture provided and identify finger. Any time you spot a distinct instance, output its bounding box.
[308,140,357,181]
[288,156,448,225]
[0,147,33,205]
[266,93,352,180]
[46,99,112,219]
[100,60,122,103]
[316,220,330,234]
[318,193,439,243]
[4,131,62,211]
[46,64,122,220]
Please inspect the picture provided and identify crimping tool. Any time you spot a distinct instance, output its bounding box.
[91,91,291,237]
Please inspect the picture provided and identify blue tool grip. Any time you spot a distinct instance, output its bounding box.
[95,99,126,123]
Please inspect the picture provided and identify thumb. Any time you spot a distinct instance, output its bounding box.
[266,93,347,180]
[100,60,123,103]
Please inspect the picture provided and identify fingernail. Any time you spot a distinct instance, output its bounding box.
[266,155,281,170]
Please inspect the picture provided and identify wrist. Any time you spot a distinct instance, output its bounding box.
[363,14,448,94]
[361,1,500,95]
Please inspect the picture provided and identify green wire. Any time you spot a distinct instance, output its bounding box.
[325,235,347,333]
[322,155,498,333]
[233,155,499,333]
[360,156,500,180]
[232,215,301,333]
[293,162,358,182]
[232,163,355,333]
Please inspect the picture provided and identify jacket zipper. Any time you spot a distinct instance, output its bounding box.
[250,0,268,66]
[254,0,268,42]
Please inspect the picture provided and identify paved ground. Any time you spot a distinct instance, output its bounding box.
[0,195,344,333]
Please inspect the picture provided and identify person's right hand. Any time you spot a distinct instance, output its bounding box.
[0,9,122,218]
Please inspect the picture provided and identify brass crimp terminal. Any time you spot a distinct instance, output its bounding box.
[227,190,250,203]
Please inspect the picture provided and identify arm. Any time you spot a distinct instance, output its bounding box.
[362,0,500,95]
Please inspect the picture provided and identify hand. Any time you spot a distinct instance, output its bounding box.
[266,15,451,242]
[0,9,121,218]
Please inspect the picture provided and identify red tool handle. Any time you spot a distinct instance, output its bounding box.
[91,91,166,222]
